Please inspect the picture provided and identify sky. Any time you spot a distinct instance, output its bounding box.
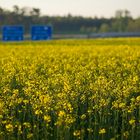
[0,0,140,18]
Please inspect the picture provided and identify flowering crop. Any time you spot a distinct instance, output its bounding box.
[0,38,140,140]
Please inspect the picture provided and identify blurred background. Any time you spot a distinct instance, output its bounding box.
[0,0,140,39]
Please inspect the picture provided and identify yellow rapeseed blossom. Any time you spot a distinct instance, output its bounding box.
[73,130,81,137]
[123,131,129,138]
[44,115,51,123]
[35,110,43,115]
[23,122,31,128]
[58,111,65,118]
[80,114,86,120]
[27,133,33,139]
[129,119,135,126]
[5,124,13,132]
[0,38,140,140]
[99,128,106,134]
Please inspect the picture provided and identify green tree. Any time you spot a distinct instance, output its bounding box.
[99,23,109,33]
[127,18,140,32]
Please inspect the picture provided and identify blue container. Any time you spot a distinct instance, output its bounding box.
[2,26,24,41]
[31,25,52,40]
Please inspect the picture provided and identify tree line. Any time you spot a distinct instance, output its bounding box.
[0,5,140,34]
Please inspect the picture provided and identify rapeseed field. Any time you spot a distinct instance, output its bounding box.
[0,38,140,140]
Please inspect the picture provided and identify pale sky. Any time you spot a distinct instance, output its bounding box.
[0,0,140,18]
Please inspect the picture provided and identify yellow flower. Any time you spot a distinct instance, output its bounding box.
[23,122,31,128]
[58,111,65,118]
[6,124,13,132]
[80,114,86,120]
[44,115,51,123]
[13,89,19,95]
[27,133,33,139]
[73,130,81,137]
[129,119,135,125]
[0,115,3,119]
[99,128,106,134]
[123,131,129,138]
[23,99,29,104]
[18,125,22,134]
[35,110,43,115]
[118,103,125,109]
[87,128,93,133]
